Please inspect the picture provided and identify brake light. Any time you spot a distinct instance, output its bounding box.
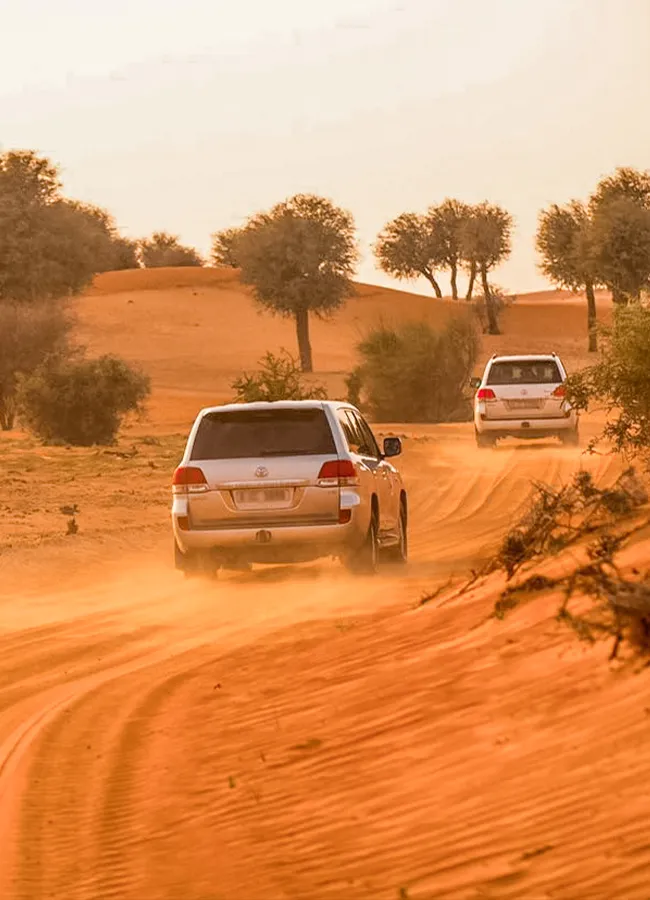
[317,460,359,487]
[477,388,496,401]
[172,466,208,493]
[552,384,566,398]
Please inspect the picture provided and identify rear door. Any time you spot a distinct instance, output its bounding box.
[186,407,341,528]
[485,359,565,421]
[347,410,395,532]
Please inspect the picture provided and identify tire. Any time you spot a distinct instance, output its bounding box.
[561,428,579,447]
[384,501,408,565]
[475,430,496,449]
[344,514,379,575]
[174,540,219,579]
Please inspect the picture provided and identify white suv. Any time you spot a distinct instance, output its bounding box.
[472,354,578,448]
[172,401,408,576]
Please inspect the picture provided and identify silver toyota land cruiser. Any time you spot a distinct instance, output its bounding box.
[172,401,407,576]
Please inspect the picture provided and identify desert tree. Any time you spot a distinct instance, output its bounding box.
[210,226,242,268]
[590,166,650,213]
[67,202,139,272]
[139,232,204,268]
[235,193,358,372]
[589,166,650,304]
[536,200,601,351]
[427,199,472,300]
[374,212,445,298]
[590,199,650,305]
[0,150,116,302]
[460,202,513,334]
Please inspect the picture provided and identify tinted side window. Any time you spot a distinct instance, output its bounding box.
[336,409,356,449]
[343,410,365,454]
[350,411,380,459]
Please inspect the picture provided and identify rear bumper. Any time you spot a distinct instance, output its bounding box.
[475,412,578,437]
[172,492,367,561]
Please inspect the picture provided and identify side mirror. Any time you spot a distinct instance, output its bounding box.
[469,376,482,391]
[383,436,402,458]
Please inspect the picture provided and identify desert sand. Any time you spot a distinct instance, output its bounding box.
[1,269,648,900]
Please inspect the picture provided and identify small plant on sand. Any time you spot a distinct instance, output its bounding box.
[232,350,327,403]
[18,355,150,446]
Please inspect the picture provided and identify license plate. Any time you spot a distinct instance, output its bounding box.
[233,488,292,507]
[508,399,542,410]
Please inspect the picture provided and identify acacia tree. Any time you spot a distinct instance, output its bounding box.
[589,167,650,305]
[374,212,445,297]
[139,232,203,268]
[460,202,512,334]
[427,199,471,300]
[68,202,139,272]
[590,199,650,304]
[536,201,600,352]
[0,150,113,302]
[236,194,358,372]
[210,227,242,268]
[460,204,481,301]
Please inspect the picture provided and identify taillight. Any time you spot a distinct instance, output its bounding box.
[552,384,566,398]
[172,466,208,494]
[477,388,496,401]
[317,459,359,487]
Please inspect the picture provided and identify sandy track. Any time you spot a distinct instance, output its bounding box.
[2,429,646,900]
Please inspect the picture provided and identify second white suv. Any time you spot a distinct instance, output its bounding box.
[472,354,579,448]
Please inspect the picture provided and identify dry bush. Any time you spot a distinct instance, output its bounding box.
[487,469,650,658]
[493,468,648,580]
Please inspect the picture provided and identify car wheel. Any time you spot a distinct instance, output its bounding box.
[475,430,496,449]
[344,514,379,575]
[561,428,580,447]
[174,541,219,579]
[384,501,408,565]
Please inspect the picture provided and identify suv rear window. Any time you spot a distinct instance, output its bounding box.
[487,360,562,386]
[190,408,336,460]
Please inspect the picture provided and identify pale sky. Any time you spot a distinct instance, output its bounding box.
[1,0,649,294]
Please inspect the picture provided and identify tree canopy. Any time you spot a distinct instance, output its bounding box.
[236,193,358,371]
[138,232,204,268]
[536,200,600,351]
[374,212,446,298]
[460,202,512,334]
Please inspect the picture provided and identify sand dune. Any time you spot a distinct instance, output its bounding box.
[2,269,647,900]
[77,268,612,431]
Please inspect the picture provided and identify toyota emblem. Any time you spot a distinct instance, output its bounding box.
[255,466,269,478]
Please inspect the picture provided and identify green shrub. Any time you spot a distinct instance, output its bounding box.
[232,350,327,403]
[19,355,150,445]
[353,315,478,422]
[567,304,650,461]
